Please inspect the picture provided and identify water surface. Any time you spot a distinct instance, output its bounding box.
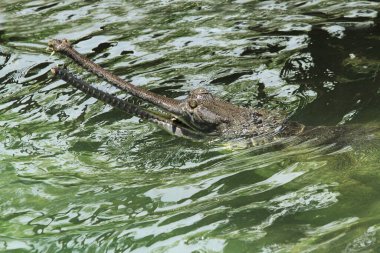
[1,0,380,252]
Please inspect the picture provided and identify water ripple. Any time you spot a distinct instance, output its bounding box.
[1,0,380,252]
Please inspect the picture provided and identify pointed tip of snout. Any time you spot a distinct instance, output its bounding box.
[47,38,72,52]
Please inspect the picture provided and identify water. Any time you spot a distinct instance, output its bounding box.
[1,0,380,252]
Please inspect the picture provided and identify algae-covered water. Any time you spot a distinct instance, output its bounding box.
[1,0,380,252]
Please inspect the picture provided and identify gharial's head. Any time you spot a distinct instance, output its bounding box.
[48,39,286,139]
[179,88,226,133]
[173,87,285,138]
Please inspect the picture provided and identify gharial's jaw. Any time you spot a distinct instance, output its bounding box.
[51,67,207,139]
[48,39,184,115]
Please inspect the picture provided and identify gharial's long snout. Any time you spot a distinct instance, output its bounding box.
[48,39,184,116]
[50,66,205,139]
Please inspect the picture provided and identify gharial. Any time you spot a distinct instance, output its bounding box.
[48,39,346,146]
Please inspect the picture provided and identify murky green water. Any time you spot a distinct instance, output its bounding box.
[2,0,380,252]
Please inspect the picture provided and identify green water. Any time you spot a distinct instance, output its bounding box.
[1,0,380,252]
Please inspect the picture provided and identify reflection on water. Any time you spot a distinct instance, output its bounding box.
[1,0,380,252]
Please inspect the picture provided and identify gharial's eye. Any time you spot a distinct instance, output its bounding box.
[188,99,198,109]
